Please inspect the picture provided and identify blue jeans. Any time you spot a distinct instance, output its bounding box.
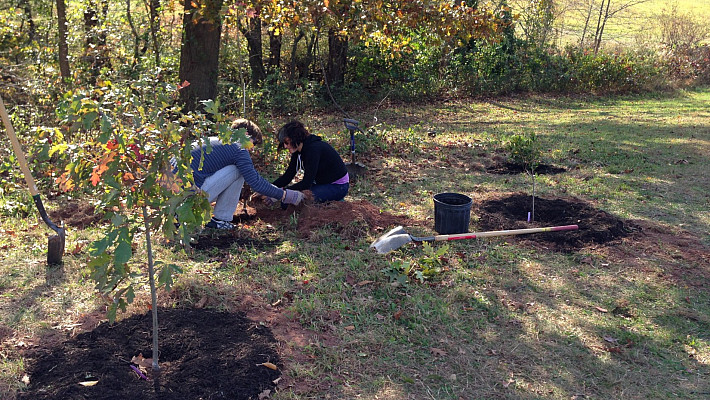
[311,183,349,203]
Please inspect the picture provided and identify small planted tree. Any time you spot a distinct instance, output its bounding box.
[54,72,251,374]
[504,133,542,221]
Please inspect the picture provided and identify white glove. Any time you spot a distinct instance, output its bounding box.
[282,189,305,205]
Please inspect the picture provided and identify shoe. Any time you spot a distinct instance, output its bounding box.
[205,217,234,230]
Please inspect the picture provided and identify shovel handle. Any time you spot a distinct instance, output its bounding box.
[433,224,579,241]
[0,95,39,196]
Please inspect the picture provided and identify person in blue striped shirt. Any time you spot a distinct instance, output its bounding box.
[190,119,304,230]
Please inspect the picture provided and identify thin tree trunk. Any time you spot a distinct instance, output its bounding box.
[238,16,266,87]
[126,0,141,62]
[289,29,304,82]
[594,0,611,54]
[19,0,36,43]
[579,1,593,48]
[56,0,70,79]
[148,0,160,66]
[592,0,605,53]
[142,205,160,373]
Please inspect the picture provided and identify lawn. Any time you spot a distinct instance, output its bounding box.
[1,88,709,399]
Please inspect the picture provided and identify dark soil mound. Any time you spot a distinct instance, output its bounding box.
[19,309,281,400]
[476,193,632,251]
[486,162,567,175]
[49,201,104,229]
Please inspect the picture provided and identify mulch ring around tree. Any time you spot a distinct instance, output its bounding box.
[486,161,567,175]
[19,308,281,400]
[474,193,633,251]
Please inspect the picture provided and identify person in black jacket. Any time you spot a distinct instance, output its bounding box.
[272,120,349,203]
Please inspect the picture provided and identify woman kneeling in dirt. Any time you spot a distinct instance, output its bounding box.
[272,120,349,203]
[178,119,305,230]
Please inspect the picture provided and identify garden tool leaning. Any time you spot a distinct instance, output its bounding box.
[0,94,65,265]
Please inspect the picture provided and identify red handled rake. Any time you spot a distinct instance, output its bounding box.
[370,224,579,254]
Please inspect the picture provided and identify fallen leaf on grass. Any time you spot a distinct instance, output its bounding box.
[356,280,374,286]
[344,325,355,331]
[603,336,619,344]
[79,380,99,387]
[430,347,447,356]
[195,295,208,309]
[595,306,608,313]
[258,362,278,370]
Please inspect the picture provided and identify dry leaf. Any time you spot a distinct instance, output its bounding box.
[430,347,447,356]
[195,295,208,309]
[21,375,30,385]
[131,353,153,369]
[258,362,278,370]
[356,280,374,286]
[344,325,355,331]
[79,380,99,387]
[595,306,608,313]
[258,389,271,399]
[272,377,282,385]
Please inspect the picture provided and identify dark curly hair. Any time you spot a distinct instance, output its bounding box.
[231,118,263,146]
[277,120,310,149]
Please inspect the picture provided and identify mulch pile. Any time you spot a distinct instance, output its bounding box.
[19,309,281,400]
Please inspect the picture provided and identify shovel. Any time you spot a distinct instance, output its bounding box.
[370,224,578,254]
[343,118,366,181]
[0,95,66,265]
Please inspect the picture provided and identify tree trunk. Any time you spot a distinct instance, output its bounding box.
[288,29,305,82]
[56,0,70,79]
[178,0,224,112]
[149,0,161,66]
[594,0,611,54]
[579,1,593,48]
[267,30,282,76]
[19,0,36,43]
[326,29,348,87]
[84,0,110,84]
[126,0,140,62]
[238,16,266,87]
[592,0,605,53]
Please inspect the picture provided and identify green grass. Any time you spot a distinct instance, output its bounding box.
[1,88,710,399]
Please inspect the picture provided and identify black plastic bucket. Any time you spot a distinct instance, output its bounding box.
[434,193,472,234]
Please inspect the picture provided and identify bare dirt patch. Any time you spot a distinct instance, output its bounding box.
[192,199,414,252]
[18,308,281,400]
[49,201,104,229]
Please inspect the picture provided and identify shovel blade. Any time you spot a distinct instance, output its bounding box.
[370,226,407,248]
[345,162,366,182]
[371,233,413,254]
[47,230,65,265]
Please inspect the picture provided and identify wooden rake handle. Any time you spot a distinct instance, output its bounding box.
[433,225,579,241]
[0,95,39,196]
